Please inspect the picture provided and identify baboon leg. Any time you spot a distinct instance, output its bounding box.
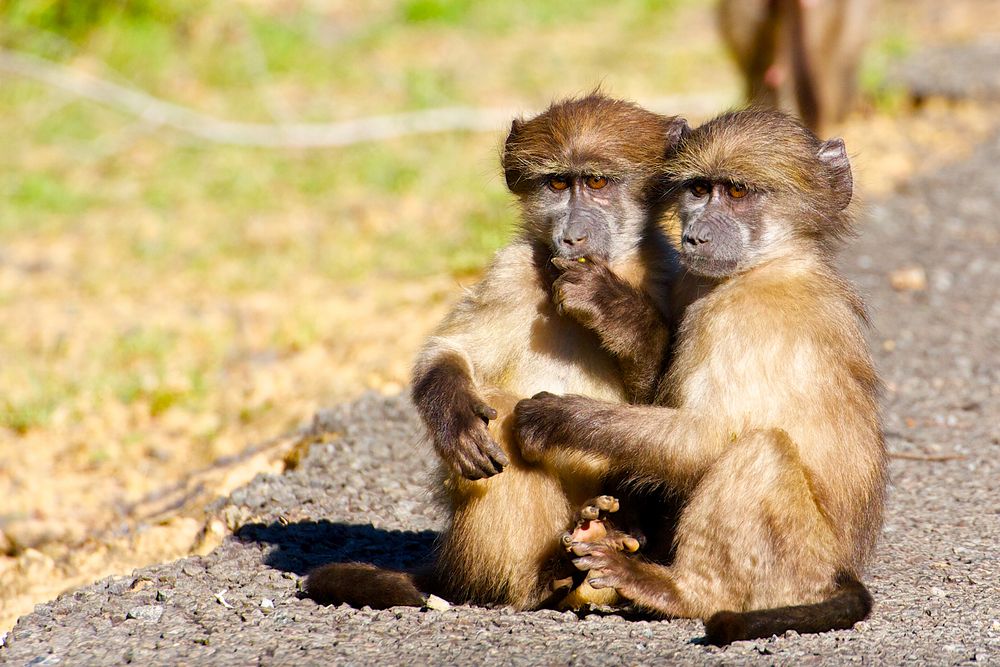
[436,391,598,609]
[571,430,840,618]
[668,429,841,616]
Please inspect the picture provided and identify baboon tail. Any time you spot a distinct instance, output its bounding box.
[305,562,432,609]
[703,572,873,646]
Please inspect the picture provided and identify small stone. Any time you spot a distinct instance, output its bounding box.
[125,605,164,623]
[260,598,274,609]
[424,594,451,611]
[129,579,152,592]
[889,265,927,291]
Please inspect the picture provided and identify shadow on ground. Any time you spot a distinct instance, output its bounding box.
[237,520,438,576]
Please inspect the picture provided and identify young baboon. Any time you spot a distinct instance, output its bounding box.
[718,0,873,134]
[514,108,886,643]
[306,94,690,610]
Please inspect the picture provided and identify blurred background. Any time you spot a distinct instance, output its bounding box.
[1,0,998,631]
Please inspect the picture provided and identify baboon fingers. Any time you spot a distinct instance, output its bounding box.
[568,541,600,557]
[586,576,616,590]
[478,434,509,470]
[450,422,509,479]
[592,495,620,513]
[453,446,502,480]
[472,402,498,422]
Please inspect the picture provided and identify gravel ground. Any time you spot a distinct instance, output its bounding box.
[893,38,1000,102]
[4,95,1000,667]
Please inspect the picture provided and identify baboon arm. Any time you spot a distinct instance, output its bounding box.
[591,284,670,405]
[551,258,670,404]
[412,344,509,480]
[515,395,728,490]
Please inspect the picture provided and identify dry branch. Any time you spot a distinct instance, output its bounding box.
[889,451,967,462]
[0,48,727,149]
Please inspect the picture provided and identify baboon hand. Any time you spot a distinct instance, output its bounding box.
[513,391,571,463]
[550,256,616,327]
[436,395,509,480]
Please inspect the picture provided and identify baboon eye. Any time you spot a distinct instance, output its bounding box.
[690,180,710,197]
[585,175,609,190]
[548,176,570,191]
[728,184,749,199]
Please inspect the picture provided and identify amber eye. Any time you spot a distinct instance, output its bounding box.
[548,176,570,191]
[728,184,749,199]
[690,180,710,197]
[585,175,608,190]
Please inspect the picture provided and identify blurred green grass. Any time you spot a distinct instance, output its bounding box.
[0,0,722,441]
[0,0,908,440]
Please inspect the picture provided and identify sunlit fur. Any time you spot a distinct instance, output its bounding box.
[415,94,686,608]
[667,108,855,253]
[515,109,886,638]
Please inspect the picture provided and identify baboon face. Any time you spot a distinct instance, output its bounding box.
[535,173,638,262]
[502,94,687,263]
[668,109,854,278]
[676,179,763,278]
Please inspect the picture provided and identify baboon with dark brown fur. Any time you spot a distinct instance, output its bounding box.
[306,94,693,610]
[514,108,886,643]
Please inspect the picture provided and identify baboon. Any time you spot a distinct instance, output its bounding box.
[719,0,873,134]
[514,108,886,643]
[306,94,692,610]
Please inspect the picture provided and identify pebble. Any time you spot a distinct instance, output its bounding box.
[125,605,164,623]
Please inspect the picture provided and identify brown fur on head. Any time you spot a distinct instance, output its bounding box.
[503,94,685,201]
[501,94,687,263]
[666,107,854,251]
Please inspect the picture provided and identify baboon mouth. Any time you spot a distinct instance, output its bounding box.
[551,248,608,262]
[683,253,738,277]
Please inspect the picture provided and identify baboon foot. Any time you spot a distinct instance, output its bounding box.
[561,495,640,553]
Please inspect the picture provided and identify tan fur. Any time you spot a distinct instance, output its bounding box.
[517,109,886,623]
[718,0,872,134]
[625,254,885,617]
[416,95,684,609]
[423,243,669,608]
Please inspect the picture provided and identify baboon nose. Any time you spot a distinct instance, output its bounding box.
[562,234,588,247]
[682,229,712,247]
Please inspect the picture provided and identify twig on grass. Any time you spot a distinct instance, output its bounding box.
[0,48,728,149]
[889,451,967,462]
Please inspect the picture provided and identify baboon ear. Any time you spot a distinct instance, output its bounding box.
[503,119,525,192]
[818,138,853,210]
[665,117,691,151]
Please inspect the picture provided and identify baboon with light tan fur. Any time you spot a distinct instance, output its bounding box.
[515,108,886,644]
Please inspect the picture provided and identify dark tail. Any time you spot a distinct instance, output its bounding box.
[703,572,873,646]
[305,562,432,609]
